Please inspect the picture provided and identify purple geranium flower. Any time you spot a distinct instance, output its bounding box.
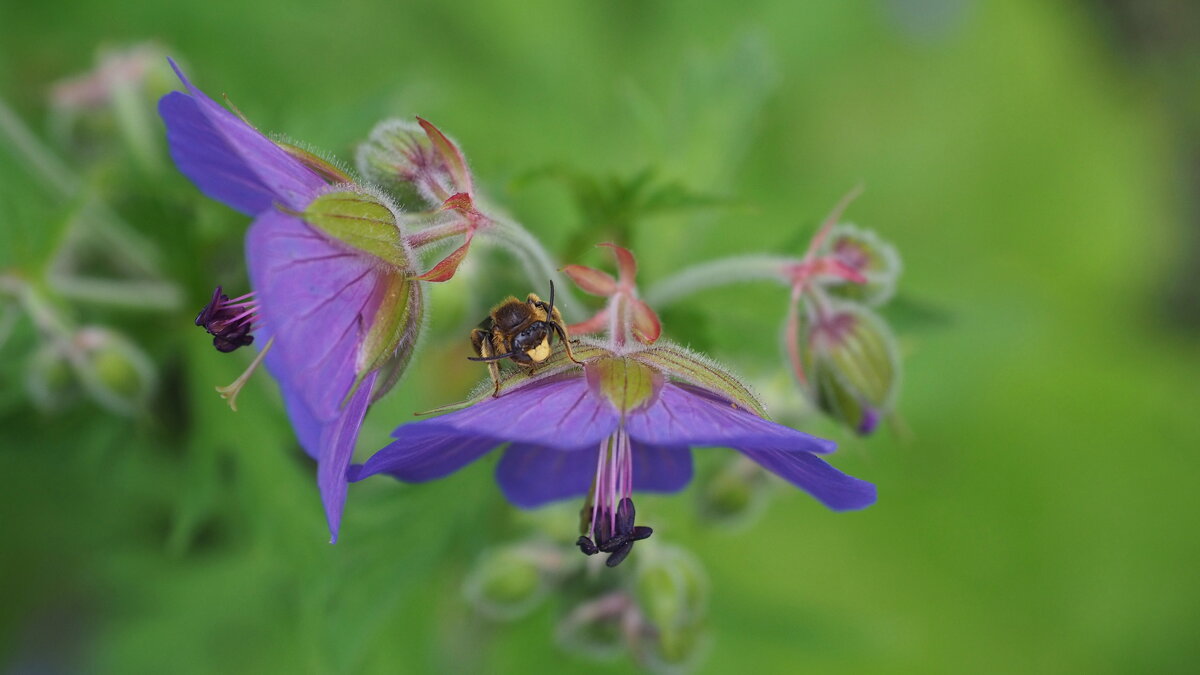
[351,345,875,566]
[160,60,423,542]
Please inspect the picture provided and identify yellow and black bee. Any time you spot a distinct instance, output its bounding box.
[469,281,582,396]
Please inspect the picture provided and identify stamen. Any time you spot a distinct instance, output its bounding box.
[215,337,275,412]
[195,285,260,353]
[576,430,652,567]
[590,435,608,541]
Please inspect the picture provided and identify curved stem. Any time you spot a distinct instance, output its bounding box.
[485,216,586,319]
[644,255,793,307]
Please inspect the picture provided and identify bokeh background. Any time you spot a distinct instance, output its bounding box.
[2,0,1199,672]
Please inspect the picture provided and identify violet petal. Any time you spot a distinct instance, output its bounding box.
[427,376,620,449]
[736,446,876,511]
[317,370,376,543]
[348,424,499,483]
[495,443,597,509]
[246,209,389,542]
[158,59,325,216]
[632,442,694,494]
[625,382,837,455]
[246,209,382,424]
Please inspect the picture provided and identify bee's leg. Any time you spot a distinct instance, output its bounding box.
[551,321,584,364]
[471,328,503,397]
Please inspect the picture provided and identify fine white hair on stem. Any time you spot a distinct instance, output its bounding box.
[484,216,586,320]
[643,255,793,307]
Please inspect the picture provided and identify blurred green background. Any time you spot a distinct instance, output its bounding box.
[2,0,1199,672]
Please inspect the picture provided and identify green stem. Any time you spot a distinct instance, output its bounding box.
[643,255,793,307]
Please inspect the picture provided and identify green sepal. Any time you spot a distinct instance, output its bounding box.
[275,141,354,184]
[367,269,426,404]
[295,190,408,269]
[584,356,662,417]
[344,269,423,406]
[630,342,768,418]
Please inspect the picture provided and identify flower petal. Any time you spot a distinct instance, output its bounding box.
[597,242,637,284]
[247,209,383,422]
[349,423,500,483]
[492,441,694,509]
[495,443,596,508]
[318,370,376,542]
[625,382,837,454]
[632,442,693,494]
[429,375,620,449]
[158,60,325,216]
[631,298,661,344]
[733,447,876,511]
[246,209,393,542]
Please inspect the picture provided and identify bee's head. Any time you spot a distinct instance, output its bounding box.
[513,321,552,362]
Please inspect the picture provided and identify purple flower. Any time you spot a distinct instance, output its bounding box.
[351,347,875,566]
[160,60,423,542]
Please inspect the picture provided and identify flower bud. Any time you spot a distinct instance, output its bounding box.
[555,592,633,661]
[49,43,171,172]
[695,456,770,527]
[462,543,561,621]
[72,326,156,416]
[794,301,899,435]
[356,118,472,210]
[819,224,901,307]
[633,545,710,670]
[25,344,81,412]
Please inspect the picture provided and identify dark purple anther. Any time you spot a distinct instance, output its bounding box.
[577,497,653,568]
[195,285,257,352]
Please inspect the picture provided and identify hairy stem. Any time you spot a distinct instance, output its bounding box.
[644,255,793,307]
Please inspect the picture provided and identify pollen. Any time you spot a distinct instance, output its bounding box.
[529,338,552,362]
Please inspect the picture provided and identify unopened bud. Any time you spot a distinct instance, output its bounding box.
[819,224,901,306]
[462,544,559,621]
[356,118,472,209]
[696,456,770,527]
[633,545,710,670]
[25,345,80,412]
[72,326,156,415]
[555,592,634,661]
[796,301,899,435]
[49,43,170,171]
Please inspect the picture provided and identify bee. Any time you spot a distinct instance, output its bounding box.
[469,281,582,396]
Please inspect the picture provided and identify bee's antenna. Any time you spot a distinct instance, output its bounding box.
[547,279,556,316]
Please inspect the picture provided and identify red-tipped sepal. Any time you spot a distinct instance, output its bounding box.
[562,265,618,296]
